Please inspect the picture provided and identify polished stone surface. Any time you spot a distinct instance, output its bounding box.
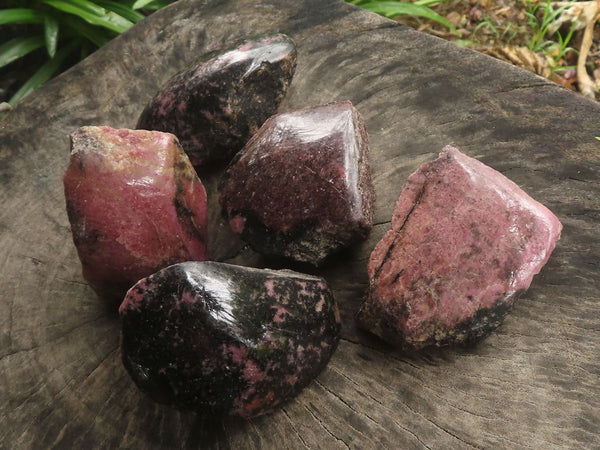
[220,100,374,265]
[120,261,340,418]
[64,126,208,298]
[137,34,297,169]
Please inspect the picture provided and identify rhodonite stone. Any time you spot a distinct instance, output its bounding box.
[219,100,374,265]
[357,145,562,350]
[136,34,297,169]
[119,261,341,418]
[64,126,208,298]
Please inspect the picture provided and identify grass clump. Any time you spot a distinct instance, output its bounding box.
[0,0,169,108]
[347,0,460,35]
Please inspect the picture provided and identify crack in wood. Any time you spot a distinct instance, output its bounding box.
[82,346,119,384]
[248,420,265,449]
[303,403,351,449]
[354,21,403,35]
[338,337,425,370]
[497,82,550,93]
[7,297,14,356]
[0,312,109,361]
[326,365,431,449]
[49,423,69,449]
[332,343,486,449]
[484,433,538,449]
[565,176,600,184]
[314,378,380,427]
[40,345,120,434]
[54,277,90,286]
[10,378,48,413]
[281,407,311,449]
[419,417,484,450]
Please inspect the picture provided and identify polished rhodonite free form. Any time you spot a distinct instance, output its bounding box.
[119,262,341,418]
[137,34,297,169]
[357,145,562,350]
[63,126,208,298]
[219,100,374,265]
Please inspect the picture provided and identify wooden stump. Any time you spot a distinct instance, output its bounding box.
[1,0,599,447]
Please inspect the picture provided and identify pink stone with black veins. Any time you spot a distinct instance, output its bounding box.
[219,100,374,265]
[119,261,341,418]
[64,126,208,298]
[357,145,562,350]
[136,34,297,169]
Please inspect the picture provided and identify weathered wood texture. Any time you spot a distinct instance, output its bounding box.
[1,0,599,448]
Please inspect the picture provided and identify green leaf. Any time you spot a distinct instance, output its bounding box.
[42,0,134,34]
[9,40,79,107]
[0,8,46,25]
[62,17,113,48]
[138,1,169,10]
[95,1,145,22]
[132,0,159,9]
[0,36,46,69]
[44,15,60,58]
[414,0,453,6]
[54,0,111,17]
[358,2,459,35]
[454,39,475,47]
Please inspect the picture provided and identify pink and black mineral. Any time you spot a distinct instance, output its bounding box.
[219,100,374,266]
[63,126,209,299]
[136,34,297,169]
[119,262,341,418]
[357,146,562,350]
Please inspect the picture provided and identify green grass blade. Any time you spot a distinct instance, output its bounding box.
[361,1,430,17]
[95,1,145,22]
[42,0,134,34]
[414,0,453,6]
[9,40,79,106]
[62,17,113,47]
[0,36,46,69]
[358,2,458,35]
[50,0,116,17]
[139,1,169,10]
[132,0,159,9]
[44,15,60,58]
[0,8,46,25]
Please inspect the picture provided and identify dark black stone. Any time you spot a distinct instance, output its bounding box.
[136,34,297,169]
[119,261,341,418]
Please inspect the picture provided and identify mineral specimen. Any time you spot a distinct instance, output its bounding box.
[219,100,374,265]
[136,34,297,169]
[357,145,562,350]
[64,126,208,298]
[119,261,341,418]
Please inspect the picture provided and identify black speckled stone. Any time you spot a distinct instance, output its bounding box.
[136,34,297,169]
[219,100,374,266]
[119,261,341,418]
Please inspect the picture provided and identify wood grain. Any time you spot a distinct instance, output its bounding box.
[1,0,599,448]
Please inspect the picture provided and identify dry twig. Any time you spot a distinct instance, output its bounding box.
[551,0,600,98]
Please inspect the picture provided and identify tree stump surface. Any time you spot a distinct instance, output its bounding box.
[1,0,599,448]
